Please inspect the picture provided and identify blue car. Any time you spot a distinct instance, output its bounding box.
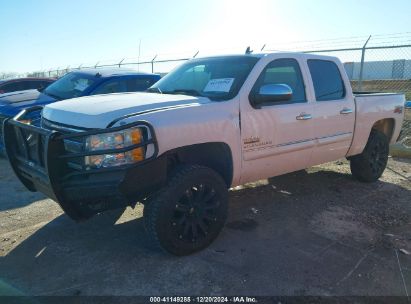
[0,68,160,153]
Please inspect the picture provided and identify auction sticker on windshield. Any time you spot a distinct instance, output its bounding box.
[203,78,234,93]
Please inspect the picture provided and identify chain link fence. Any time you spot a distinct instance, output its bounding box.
[26,52,200,79]
[303,44,411,153]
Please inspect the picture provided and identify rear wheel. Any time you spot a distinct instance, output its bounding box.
[144,165,228,256]
[350,129,389,182]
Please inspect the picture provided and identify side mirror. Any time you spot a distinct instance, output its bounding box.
[251,84,293,107]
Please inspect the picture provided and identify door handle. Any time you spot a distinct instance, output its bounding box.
[296,113,312,120]
[340,108,353,115]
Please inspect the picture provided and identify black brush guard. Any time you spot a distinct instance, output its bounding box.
[3,107,162,221]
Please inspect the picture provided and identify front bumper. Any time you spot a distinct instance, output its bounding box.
[3,108,166,221]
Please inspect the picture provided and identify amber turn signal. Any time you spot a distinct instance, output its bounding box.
[130,129,145,161]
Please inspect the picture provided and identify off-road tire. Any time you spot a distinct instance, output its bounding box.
[350,129,389,182]
[144,165,228,256]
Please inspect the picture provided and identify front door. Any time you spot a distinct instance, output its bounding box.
[240,58,315,184]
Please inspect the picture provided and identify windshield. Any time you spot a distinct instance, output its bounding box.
[43,72,97,99]
[149,56,259,101]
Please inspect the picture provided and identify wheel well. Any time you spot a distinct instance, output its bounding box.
[165,142,233,187]
[372,118,395,142]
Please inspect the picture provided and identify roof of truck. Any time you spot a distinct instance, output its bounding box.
[258,51,339,59]
[194,52,339,61]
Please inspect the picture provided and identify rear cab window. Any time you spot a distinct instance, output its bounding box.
[307,59,346,101]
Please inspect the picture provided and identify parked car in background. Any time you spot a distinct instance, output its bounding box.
[0,77,55,94]
[0,69,161,153]
[3,53,405,255]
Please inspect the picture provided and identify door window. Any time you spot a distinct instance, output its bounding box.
[251,58,306,105]
[27,80,47,90]
[92,79,127,95]
[308,59,345,101]
[127,77,157,91]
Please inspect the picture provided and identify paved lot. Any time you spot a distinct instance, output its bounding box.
[0,157,410,296]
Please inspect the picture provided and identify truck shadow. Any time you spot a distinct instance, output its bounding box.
[0,168,410,296]
[0,158,46,212]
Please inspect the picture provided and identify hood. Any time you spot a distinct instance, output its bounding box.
[0,89,56,110]
[42,92,211,128]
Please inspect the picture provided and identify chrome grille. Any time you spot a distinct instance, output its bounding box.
[41,118,85,134]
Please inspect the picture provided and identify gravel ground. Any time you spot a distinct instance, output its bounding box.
[0,157,410,297]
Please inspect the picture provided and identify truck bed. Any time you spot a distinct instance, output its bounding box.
[347,92,405,156]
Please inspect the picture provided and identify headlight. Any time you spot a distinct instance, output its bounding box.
[84,127,145,169]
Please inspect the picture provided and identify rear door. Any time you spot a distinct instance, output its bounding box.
[307,59,355,165]
[240,57,315,184]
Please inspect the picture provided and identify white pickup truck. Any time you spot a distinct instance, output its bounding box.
[3,52,405,255]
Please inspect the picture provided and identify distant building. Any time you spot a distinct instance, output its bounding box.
[344,59,411,80]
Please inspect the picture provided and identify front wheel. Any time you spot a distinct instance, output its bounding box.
[144,165,228,256]
[349,129,389,182]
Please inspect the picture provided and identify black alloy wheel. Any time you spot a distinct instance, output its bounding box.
[144,165,228,255]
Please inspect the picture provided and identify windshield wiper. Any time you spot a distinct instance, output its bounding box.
[164,89,202,97]
[146,87,162,94]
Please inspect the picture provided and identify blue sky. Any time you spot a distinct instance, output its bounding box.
[0,0,410,73]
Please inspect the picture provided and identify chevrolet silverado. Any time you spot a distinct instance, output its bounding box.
[3,52,405,255]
